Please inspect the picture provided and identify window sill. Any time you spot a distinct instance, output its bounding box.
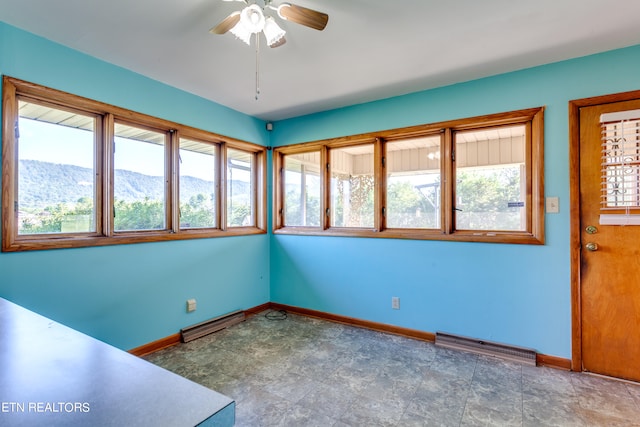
[2,228,267,252]
[273,227,543,245]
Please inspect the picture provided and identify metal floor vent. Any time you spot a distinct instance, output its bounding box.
[435,332,537,366]
[180,310,245,343]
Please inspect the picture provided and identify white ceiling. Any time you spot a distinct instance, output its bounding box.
[2,0,640,121]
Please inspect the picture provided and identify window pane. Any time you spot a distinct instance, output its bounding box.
[330,145,374,228]
[227,148,254,227]
[455,125,526,231]
[113,122,166,231]
[179,138,217,229]
[600,115,640,210]
[284,152,321,227]
[17,100,96,235]
[386,135,441,229]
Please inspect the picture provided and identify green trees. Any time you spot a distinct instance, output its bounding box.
[281,167,521,230]
[20,197,94,234]
[385,167,522,230]
[19,160,522,234]
[113,198,165,230]
[16,160,247,234]
[19,195,226,234]
[455,166,522,230]
[179,194,216,228]
[386,181,436,228]
[284,190,320,226]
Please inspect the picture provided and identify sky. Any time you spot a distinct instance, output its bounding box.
[18,118,217,180]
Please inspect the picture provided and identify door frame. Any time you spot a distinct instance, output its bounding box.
[569,89,640,372]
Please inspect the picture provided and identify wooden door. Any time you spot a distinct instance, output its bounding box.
[579,100,640,382]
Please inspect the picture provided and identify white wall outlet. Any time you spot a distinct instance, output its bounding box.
[186,299,197,313]
[546,196,559,214]
[392,297,400,310]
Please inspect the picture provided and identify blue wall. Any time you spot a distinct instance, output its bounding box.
[3,19,640,359]
[270,44,640,359]
[0,22,270,350]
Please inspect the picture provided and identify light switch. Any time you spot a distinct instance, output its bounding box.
[546,197,559,214]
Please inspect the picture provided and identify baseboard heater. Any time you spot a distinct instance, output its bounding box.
[435,331,537,366]
[180,310,245,343]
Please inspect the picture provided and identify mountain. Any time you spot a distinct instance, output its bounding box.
[19,160,94,209]
[18,159,249,210]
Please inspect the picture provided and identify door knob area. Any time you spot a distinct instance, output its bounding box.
[585,225,598,234]
[585,242,599,252]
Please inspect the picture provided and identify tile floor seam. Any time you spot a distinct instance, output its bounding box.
[457,354,478,426]
[519,366,524,427]
[626,384,640,412]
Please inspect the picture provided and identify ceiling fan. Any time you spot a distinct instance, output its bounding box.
[210,0,329,48]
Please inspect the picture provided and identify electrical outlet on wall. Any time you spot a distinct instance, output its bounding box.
[186,299,197,313]
[392,297,400,310]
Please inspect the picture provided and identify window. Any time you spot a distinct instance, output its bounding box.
[179,137,218,229]
[274,107,544,244]
[330,144,375,228]
[16,99,99,235]
[454,125,527,232]
[600,111,640,211]
[386,135,441,229]
[2,76,267,251]
[226,148,255,227]
[282,151,322,227]
[113,122,168,232]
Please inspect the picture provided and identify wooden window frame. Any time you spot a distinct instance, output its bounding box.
[176,133,221,233]
[223,143,267,230]
[328,141,377,230]
[111,118,173,234]
[2,76,266,252]
[273,107,545,245]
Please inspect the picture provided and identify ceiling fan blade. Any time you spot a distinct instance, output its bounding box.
[209,11,241,35]
[278,3,328,31]
[270,36,287,48]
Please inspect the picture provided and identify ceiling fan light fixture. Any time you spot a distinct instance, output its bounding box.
[229,21,252,45]
[239,4,266,33]
[210,1,328,98]
[263,17,286,47]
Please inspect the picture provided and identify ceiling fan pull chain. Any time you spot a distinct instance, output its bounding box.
[255,32,260,100]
